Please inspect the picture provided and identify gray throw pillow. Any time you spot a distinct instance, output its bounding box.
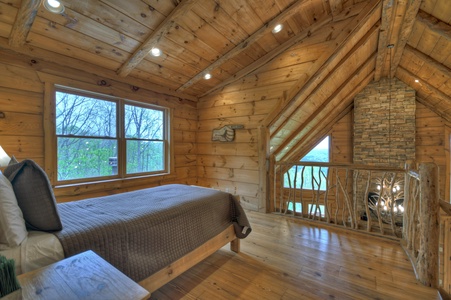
[3,160,62,232]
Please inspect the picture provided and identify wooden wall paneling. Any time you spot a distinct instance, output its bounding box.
[0,63,43,93]
[331,111,353,164]
[197,143,258,157]
[197,155,258,170]
[416,102,446,199]
[198,99,277,120]
[0,87,42,114]
[197,115,266,131]
[198,166,259,185]
[0,40,197,102]
[0,136,43,163]
[0,111,42,136]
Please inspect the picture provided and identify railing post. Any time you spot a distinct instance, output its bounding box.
[417,162,440,288]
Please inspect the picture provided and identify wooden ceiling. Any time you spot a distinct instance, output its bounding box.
[0,0,450,161]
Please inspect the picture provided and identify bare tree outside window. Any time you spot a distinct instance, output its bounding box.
[55,90,167,182]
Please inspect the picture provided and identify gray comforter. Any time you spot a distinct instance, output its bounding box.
[53,184,251,281]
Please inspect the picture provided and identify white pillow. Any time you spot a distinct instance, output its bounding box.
[0,172,27,249]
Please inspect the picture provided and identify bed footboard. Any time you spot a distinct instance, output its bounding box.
[139,224,238,294]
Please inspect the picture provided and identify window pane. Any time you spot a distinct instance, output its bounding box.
[57,137,118,181]
[56,91,116,137]
[124,105,163,139]
[284,136,329,190]
[126,140,164,174]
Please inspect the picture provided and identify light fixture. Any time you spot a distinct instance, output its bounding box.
[204,73,212,80]
[415,79,419,83]
[272,24,283,33]
[0,146,11,167]
[43,0,65,14]
[150,48,162,57]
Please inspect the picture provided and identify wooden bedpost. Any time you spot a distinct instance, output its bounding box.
[230,238,240,253]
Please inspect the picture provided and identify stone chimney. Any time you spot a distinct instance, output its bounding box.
[353,78,416,167]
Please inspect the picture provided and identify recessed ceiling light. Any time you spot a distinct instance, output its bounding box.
[204,73,212,80]
[272,24,283,34]
[150,48,162,57]
[43,0,65,14]
[415,79,420,83]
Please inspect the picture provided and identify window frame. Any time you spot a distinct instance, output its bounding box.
[46,84,171,186]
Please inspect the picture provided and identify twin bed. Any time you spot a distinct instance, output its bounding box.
[0,160,251,295]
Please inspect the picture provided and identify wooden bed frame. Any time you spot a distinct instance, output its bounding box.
[139,224,239,295]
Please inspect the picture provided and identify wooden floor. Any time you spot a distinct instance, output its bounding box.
[150,211,440,300]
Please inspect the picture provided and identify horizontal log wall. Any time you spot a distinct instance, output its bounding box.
[0,51,198,202]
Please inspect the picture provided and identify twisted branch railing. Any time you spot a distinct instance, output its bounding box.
[270,161,444,290]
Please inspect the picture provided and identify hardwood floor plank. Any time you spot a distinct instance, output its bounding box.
[150,211,440,299]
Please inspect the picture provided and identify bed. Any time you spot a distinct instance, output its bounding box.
[0,160,251,295]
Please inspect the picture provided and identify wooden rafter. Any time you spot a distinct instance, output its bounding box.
[389,0,422,77]
[416,10,451,42]
[177,0,316,92]
[271,22,380,145]
[281,70,375,163]
[9,0,42,48]
[116,0,198,78]
[274,50,377,160]
[397,66,451,121]
[199,15,333,97]
[374,0,395,81]
[404,45,451,81]
[264,0,382,130]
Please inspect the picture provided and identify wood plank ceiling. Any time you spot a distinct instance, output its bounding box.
[0,0,450,162]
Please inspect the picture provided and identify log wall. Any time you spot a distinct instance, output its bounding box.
[0,51,198,202]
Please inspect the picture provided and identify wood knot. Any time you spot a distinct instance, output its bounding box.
[97,80,108,86]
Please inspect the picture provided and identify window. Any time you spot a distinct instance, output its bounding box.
[55,88,169,183]
[284,136,330,190]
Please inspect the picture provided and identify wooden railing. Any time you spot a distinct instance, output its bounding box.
[270,161,445,291]
[270,162,406,237]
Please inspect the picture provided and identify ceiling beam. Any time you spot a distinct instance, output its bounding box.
[264,0,381,131]
[177,0,316,92]
[274,51,377,159]
[416,10,451,42]
[279,70,374,163]
[389,0,422,77]
[116,0,198,78]
[374,0,395,81]
[9,0,42,48]
[0,38,198,102]
[404,45,451,81]
[199,15,333,98]
[270,22,380,144]
[396,66,451,121]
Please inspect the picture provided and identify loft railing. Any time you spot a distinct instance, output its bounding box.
[270,162,406,237]
[269,161,444,291]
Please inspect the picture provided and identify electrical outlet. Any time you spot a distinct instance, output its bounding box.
[439,246,443,253]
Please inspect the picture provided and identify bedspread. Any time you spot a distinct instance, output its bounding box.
[53,184,251,281]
